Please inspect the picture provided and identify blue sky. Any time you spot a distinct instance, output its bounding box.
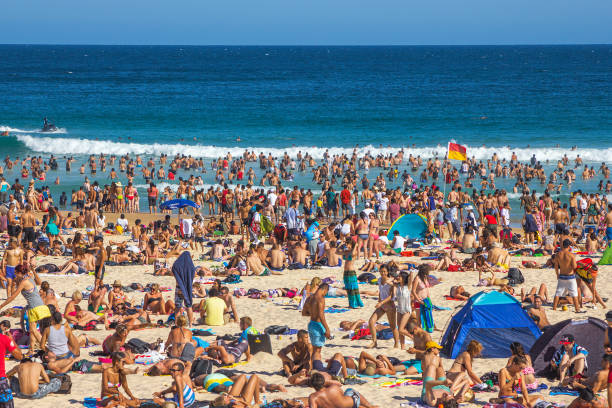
[3,0,611,45]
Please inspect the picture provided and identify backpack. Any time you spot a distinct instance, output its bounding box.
[248,333,272,355]
[507,268,525,285]
[189,358,214,379]
[126,338,150,354]
[576,258,597,284]
[50,373,72,394]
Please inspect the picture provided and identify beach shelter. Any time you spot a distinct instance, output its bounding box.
[598,244,612,265]
[441,291,541,358]
[529,317,606,376]
[386,214,428,241]
[159,199,200,237]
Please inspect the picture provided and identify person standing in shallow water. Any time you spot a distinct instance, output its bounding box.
[339,238,363,309]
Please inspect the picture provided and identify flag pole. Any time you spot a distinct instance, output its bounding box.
[443,142,449,202]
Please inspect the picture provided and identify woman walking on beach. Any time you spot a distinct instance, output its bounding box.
[339,238,363,309]
[355,212,369,260]
[367,265,399,349]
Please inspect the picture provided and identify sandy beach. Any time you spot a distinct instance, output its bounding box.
[4,223,610,408]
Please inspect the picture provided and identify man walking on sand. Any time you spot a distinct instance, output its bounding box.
[302,283,331,355]
[553,239,582,313]
[605,204,612,244]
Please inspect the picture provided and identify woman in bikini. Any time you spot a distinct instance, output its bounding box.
[211,374,264,408]
[506,342,538,391]
[367,265,399,349]
[108,280,131,310]
[494,355,540,407]
[446,340,483,385]
[144,283,174,315]
[411,264,434,333]
[100,352,140,407]
[166,315,198,362]
[354,212,369,260]
[338,238,363,309]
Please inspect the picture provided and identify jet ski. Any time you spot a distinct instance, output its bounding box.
[41,117,58,133]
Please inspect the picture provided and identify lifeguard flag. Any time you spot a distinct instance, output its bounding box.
[447,142,467,161]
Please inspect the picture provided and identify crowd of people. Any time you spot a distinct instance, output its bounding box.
[0,148,611,408]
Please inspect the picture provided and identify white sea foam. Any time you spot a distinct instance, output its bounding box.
[15,134,612,162]
[1,126,67,134]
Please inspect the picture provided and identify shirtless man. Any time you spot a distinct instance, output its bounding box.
[84,204,97,241]
[278,330,313,377]
[21,204,37,248]
[220,286,239,323]
[245,247,279,276]
[6,358,61,398]
[1,238,24,297]
[570,354,612,393]
[93,235,107,288]
[553,204,570,237]
[290,240,309,269]
[527,296,551,330]
[307,372,378,408]
[404,321,433,361]
[267,242,287,271]
[488,243,510,269]
[553,239,581,313]
[302,284,331,354]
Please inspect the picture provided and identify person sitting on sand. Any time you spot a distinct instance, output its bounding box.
[278,329,313,377]
[108,280,132,310]
[569,354,612,393]
[306,372,379,408]
[6,357,61,399]
[421,341,471,405]
[506,342,538,390]
[88,280,108,313]
[524,295,551,330]
[99,352,141,407]
[246,247,279,276]
[109,303,151,330]
[434,248,461,271]
[267,241,287,271]
[199,288,227,326]
[102,324,134,363]
[144,283,175,315]
[153,361,196,408]
[446,340,483,386]
[488,242,511,270]
[166,315,199,364]
[492,355,540,407]
[567,386,607,408]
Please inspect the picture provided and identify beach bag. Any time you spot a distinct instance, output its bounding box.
[126,338,150,354]
[507,268,524,285]
[576,258,597,284]
[377,328,394,340]
[248,333,272,354]
[357,272,376,283]
[189,358,214,378]
[50,373,72,394]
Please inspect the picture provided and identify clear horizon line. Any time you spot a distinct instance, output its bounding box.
[0,42,611,47]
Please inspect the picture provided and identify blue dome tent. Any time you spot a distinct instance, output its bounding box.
[441,291,541,358]
[386,214,428,241]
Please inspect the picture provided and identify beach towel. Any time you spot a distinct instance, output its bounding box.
[548,386,579,396]
[432,305,451,311]
[343,270,364,308]
[325,307,349,313]
[374,378,422,388]
[444,295,464,301]
[172,251,196,307]
[420,297,434,333]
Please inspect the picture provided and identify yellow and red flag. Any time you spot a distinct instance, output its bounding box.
[447,142,467,161]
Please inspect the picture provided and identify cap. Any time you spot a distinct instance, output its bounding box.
[425,341,442,350]
[115,181,123,187]
[559,334,574,344]
[113,280,122,287]
[605,310,612,322]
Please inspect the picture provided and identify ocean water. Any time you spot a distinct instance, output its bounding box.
[1,45,611,218]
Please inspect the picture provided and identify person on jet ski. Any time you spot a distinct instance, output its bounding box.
[43,117,48,127]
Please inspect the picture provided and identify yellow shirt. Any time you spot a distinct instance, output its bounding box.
[203,297,226,326]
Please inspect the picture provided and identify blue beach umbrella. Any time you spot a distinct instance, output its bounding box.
[159,198,200,211]
[159,199,200,236]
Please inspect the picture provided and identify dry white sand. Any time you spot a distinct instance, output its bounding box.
[5,232,611,408]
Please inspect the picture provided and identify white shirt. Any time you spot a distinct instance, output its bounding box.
[117,218,128,229]
[182,218,193,235]
[378,196,389,211]
[500,208,510,226]
[392,235,406,249]
[267,192,277,206]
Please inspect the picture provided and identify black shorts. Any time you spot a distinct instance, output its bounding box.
[22,227,35,243]
[569,207,577,217]
[7,224,21,238]
[341,203,349,210]
[313,359,342,376]
[222,204,232,213]
[148,197,157,207]
[555,223,566,235]
[76,200,84,209]
[95,264,106,281]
